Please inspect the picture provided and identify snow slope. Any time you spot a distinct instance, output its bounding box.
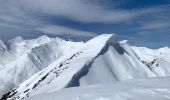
[25,77,170,100]
[1,34,170,100]
[132,46,170,76]
[79,39,156,86]
[1,34,115,100]
[0,36,83,97]
[0,34,160,100]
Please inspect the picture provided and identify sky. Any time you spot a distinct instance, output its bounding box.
[0,0,170,48]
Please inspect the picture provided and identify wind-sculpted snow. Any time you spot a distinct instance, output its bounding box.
[79,41,155,86]
[25,77,170,100]
[132,46,170,76]
[0,36,83,97]
[1,34,114,100]
[1,34,170,100]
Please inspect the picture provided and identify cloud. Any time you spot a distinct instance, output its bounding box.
[139,22,170,30]
[135,31,152,36]
[1,0,170,24]
[4,0,169,24]
[3,0,135,23]
[36,25,97,37]
[0,0,170,38]
[0,0,100,36]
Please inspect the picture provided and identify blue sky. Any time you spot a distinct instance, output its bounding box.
[0,0,170,48]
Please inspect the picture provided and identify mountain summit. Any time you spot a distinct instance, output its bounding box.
[0,34,170,100]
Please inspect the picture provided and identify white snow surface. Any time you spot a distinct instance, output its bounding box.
[0,34,170,100]
[26,77,170,100]
[132,46,170,76]
[0,36,83,97]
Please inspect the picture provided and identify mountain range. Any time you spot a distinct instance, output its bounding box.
[0,34,170,100]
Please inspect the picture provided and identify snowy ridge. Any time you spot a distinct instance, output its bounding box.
[0,36,83,97]
[132,46,170,76]
[0,35,52,66]
[1,34,114,100]
[0,34,170,100]
[79,38,156,86]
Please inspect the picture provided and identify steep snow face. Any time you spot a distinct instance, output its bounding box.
[0,39,7,53]
[1,34,158,100]
[79,42,155,86]
[0,36,51,66]
[0,36,83,97]
[1,34,170,100]
[8,36,52,58]
[132,46,170,76]
[25,77,170,100]
[2,34,114,100]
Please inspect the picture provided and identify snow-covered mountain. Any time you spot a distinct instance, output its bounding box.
[132,46,170,76]
[0,34,170,100]
[0,36,83,97]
